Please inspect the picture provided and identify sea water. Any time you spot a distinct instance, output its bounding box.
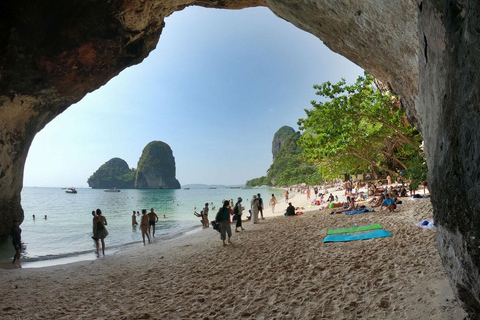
[0,186,281,266]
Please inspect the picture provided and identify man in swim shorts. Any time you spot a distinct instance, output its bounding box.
[148,208,159,238]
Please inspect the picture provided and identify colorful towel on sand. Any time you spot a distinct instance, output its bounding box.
[323,229,392,243]
[327,223,383,235]
[344,208,372,215]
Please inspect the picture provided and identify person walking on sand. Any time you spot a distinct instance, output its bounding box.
[11,219,21,265]
[269,194,277,213]
[306,188,311,200]
[148,208,159,238]
[140,209,151,245]
[257,193,265,220]
[216,200,233,246]
[234,197,245,232]
[251,195,259,224]
[132,211,138,226]
[93,209,108,256]
[203,203,210,228]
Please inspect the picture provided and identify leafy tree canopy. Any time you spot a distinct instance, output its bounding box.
[298,73,426,183]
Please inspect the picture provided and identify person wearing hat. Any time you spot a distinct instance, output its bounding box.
[11,219,22,264]
[234,197,245,232]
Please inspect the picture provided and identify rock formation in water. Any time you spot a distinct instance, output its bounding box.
[0,0,479,316]
[87,158,135,189]
[271,126,296,161]
[134,141,180,189]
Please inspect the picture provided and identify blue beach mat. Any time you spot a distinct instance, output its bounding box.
[323,229,392,243]
[344,208,372,215]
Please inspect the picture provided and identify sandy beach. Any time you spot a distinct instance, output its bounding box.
[0,187,467,319]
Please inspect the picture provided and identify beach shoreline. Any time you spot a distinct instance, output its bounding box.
[0,185,466,319]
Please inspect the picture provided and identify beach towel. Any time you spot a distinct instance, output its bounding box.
[344,208,372,215]
[327,223,383,235]
[323,229,392,243]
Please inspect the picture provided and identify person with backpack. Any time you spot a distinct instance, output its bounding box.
[216,200,233,246]
[234,197,245,232]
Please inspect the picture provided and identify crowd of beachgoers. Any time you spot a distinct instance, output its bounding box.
[1,178,468,319]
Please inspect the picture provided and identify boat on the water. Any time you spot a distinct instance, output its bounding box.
[184,188,190,190]
[65,187,77,194]
[103,187,120,192]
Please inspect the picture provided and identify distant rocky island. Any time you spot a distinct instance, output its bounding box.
[87,141,180,189]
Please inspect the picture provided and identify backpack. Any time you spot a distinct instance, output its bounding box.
[234,203,239,215]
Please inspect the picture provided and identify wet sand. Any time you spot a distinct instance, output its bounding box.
[0,189,466,319]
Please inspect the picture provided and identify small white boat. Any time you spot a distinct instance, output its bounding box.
[103,187,120,192]
[65,188,77,194]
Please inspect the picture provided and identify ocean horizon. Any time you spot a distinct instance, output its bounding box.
[0,186,282,267]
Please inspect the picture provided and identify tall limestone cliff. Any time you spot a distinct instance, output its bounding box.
[134,141,180,189]
[271,126,296,161]
[0,0,480,316]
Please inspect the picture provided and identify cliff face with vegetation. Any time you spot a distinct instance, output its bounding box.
[87,158,135,189]
[271,126,296,161]
[247,126,321,186]
[0,0,480,316]
[135,141,180,189]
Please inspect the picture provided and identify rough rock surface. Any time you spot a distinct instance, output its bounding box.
[0,0,479,316]
[272,126,296,160]
[418,0,480,316]
[135,141,180,189]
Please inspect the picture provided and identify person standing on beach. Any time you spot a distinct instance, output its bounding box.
[257,193,264,220]
[203,203,209,228]
[251,195,259,223]
[148,208,159,238]
[11,219,21,265]
[285,190,289,203]
[306,188,311,200]
[140,209,151,245]
[132,211,138,226]
[269,194,277,213]
[216,200,233,246]
[93,209,108,256]
[234,197,245,232]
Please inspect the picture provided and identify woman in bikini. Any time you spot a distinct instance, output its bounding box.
[140,209,151,245]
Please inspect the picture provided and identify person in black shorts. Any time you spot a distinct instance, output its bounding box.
[148,208,159,238]
[11,219,22,265]
[257,193,264,220]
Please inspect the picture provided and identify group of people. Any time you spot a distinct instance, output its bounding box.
[131,208,161,245]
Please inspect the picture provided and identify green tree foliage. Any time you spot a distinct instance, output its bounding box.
[245,176,271,187]
[87,158,136,189]
[298,74,425,180]
[247,128,324,187]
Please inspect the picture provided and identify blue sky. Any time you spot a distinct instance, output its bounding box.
[23,7,364,188]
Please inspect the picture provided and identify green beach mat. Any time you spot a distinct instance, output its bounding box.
[323,229,392,243]
[327,223,382,235]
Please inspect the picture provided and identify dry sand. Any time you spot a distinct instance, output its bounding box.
[0,188,467,319]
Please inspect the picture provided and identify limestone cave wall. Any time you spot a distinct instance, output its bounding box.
[1,0,479,317]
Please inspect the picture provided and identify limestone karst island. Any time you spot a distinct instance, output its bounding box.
[0,1,480,319]
[88,141,181,189]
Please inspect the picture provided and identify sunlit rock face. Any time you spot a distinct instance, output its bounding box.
[135,141,180,189]
[0,0,479,316]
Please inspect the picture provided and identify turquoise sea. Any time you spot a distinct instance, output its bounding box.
[0,186,280,267]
